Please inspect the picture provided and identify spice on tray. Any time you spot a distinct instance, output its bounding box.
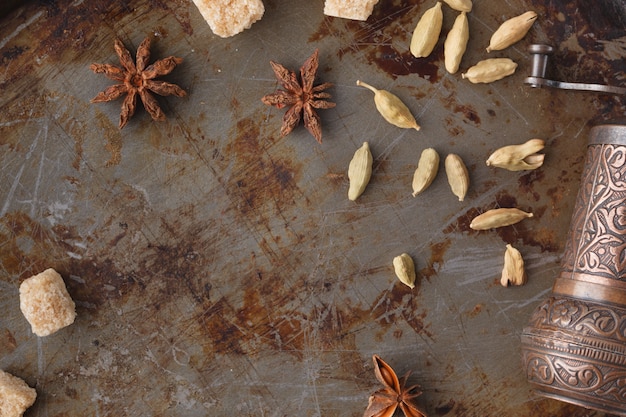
[412,148,439,197]
[348,142,373,201]
[356,80,420,130]
[261,49,336,144]
[364,355,427,417]
[90,37,187,129]
[461,58,518,83]
[444,153,469,201]
[487,11,537,53]
[410,1,443,59]
[501,244,527,287]
[393,253,417,289]
[486,139,545,171]
[443,11,469,74]
[470,208,533,230]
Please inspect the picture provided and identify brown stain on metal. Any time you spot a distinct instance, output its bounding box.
[311,1,440,82]
[518,170,545,202]
[420,238,452,280]
[466,303,485,319]
[370,287,432,339]
[366,45,441,81]
[196,281,375,358]
[148,0,194,35]
[0,94,46,152]
[440,92,481,127]
[444,116,466,137]
[443,207,481,234]
[0,329,17,356]
[522,226,560,253]
[434,398,455,415]
[94,110,124,166]
[225,117,304,217]
[47,92,89,170]
[0,212,61,279]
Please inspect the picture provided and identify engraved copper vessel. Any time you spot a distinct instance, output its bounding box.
[521,123,626,415]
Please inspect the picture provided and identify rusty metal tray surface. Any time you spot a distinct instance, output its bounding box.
[1,0,625,416]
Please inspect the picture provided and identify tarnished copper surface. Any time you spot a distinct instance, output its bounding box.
[1,0,625,416]
[523,296,626,415]
[522,125,626,415]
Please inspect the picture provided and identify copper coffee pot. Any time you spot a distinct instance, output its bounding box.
[521,122,626,415]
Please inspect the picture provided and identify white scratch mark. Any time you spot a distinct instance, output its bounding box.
[37,337,44,375]
[0,11,44,50]
[494,287,552,316]
[69,274,85,284]
[45,201,71,226]
[1,164,25,217]
[1,122,45,217]
[30,123,49,217]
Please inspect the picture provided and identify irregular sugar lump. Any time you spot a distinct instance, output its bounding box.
[0,370,36,417]
[324,0,380,21]
[191,0,265,38]
[19,268,76,337]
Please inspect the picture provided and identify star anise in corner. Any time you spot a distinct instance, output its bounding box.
[364,355,428,417]
[261,49,336,144]
[90,37,186,129]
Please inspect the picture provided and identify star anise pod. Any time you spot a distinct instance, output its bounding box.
[90,37,186,129]
[261,49,336,144]
[364,355,428,417]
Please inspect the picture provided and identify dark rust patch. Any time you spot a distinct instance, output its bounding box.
[365,45,441,81]
[311,1,441,82]
[440,93,481,127]
[443,207,481,234]
[434,398,455,415]
[1,45,27,64]
[370,287,432,339]
[518,170,545,202]
[0,212,62,279]
[444,116,465,137]
[225,117,303,217]
[148,0,194,35]
[0,329,17,356]
[466,303,485,319]
[420,238,452,280]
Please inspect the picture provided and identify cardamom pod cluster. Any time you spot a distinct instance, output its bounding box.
[356,80,420,130]
[412,148,440,196]
[445,153,469,201]
[410,2,443,58]
[462,58,517,83]
[444,12,469,74]
[470,208,533,230]
[348,142,373,201]
[486,139,545,171]
[393,253,417,289]
[487,11,538,53]
[501,244,527,287]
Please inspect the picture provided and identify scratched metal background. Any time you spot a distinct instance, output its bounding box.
[1,0,625,416]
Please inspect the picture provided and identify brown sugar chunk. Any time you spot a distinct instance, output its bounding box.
[19,268,76,337]
[0,370,37,417]
[191,0,265,38]
[324,0,380,21]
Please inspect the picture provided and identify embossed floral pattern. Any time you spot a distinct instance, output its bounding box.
[561,144,626,281]
[551,301,579,327]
